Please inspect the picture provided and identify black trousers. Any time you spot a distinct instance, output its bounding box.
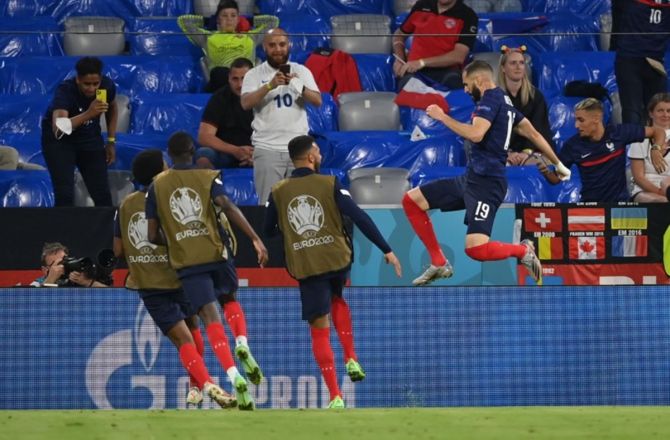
[615,55,667,124]
[42,140,112,207]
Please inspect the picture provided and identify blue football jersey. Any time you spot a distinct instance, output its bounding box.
[613,0,670,60]
[559,124,645,202]
[469,87,524,178]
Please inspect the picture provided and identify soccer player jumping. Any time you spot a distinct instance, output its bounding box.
[402,60,571,286]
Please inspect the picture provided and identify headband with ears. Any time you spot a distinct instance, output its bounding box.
[500,44,527,55]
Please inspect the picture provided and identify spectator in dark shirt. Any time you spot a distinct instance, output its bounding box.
[41,56,117,206]
[612,0,670,124]
[497,45,554,166]
[392,0,478,89]
[539,98,667,202]
[196,57,254,169]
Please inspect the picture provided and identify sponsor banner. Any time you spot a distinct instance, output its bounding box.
[517,263,670,285]
[3,286,670,409]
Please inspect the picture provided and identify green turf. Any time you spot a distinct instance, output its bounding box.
[2,407,669,440]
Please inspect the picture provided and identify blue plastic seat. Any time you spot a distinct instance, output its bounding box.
[220,168,258,205]
[0,17,63,57]
[0,170,54,207]
[535,51,616,100]
[0,95,49,136]
[129,17,203,57]
[130,93,210,135]
[257,0,392,19]
[353,54,395,92]
[307,92,338,135]
[504,166,552,203]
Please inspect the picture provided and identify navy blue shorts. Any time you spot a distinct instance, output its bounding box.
[298,271,348,322]
[179,259,239,313]
[139,289,193,335]
[420,171,506,236]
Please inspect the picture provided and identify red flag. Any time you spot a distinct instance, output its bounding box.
[569,237,605,260]
[394,77,450,113]
[567,208,605,232]
[523,208,563,233]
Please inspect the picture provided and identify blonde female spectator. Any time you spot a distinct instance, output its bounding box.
[179,0,278,91]
[628,92,670,202]
[497,45,554,166]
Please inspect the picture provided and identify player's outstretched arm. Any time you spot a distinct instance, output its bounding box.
[426,104,491,143]
[516,118,570,182]
[215,194,269,267]
[384,252,402,278]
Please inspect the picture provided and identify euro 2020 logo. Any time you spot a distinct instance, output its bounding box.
[287,195,324,238]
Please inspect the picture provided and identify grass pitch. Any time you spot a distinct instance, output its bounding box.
[2,407,669,440]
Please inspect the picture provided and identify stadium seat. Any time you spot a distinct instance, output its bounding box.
[535,51,616,99]
[220,168,258,205]
[195,0,255,16]
[257,0,392,18]
[399,88,475,135]
[0,94,49,136]
[72,170,135,207]
[0,17,64,57]
[100,94,131,134]
[392,0,416,15]
[348,167,410,205]
[63,17,126,56]
[0,170,54,207]
[330,14,392,54]
[129,17,203,57]
[465,0,522,13]
[524,0,610,17]
[307,92,338,134]
[353,54,396,92]
[504,166,551,203]
[337,92,400,131]
[275,14,332,57]
[130,93,210,135]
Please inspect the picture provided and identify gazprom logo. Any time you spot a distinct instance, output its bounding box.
[85,303,165,409]
[287,195,324,236]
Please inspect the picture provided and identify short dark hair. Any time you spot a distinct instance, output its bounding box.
[75,57,103,77]
[464,60,494,77]
[288,135,315,160]
[167,131,195,159]
[41,242,68,266]
[132,149,164,186]
[216,0,239,15]
[230,57,253,70]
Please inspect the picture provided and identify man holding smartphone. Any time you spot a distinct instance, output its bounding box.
[241,28,322,205]
[41,56,117,206]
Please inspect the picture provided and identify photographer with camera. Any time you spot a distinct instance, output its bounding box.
[30,242,112,288]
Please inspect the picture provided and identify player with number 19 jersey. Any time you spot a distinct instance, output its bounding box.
[469,87,524,178]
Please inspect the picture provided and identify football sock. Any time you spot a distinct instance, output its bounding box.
[465,241,526,261]
[206,322,236,370]
[189,327,205,388]
[310,326,340,401]
[178,343,210,389]
[223,301,247,339]
[402,193,447,267]
[331,296,356,362]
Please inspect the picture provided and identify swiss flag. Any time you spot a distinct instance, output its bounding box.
[569,237,605,260]
[523,208,563,233]
[394,77,450,113]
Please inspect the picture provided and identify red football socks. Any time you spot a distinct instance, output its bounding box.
[188,327,205,387]
[310,326,340,401]
[205,322,235,370]
[465,241,526,261]
[179,343,210,389]
[402,193,447,266]
[223,301,247,338]
[331,296,356,362]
